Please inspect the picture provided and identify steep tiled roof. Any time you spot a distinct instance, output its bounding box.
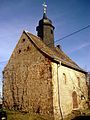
[24,30,86,73]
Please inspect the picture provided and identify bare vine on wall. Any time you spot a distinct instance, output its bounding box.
[3,62,29,111]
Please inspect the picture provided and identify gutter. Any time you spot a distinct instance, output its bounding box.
[57,61,63,120]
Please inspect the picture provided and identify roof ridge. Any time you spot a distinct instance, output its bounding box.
[24,30,42,40]
[24,31,86,73]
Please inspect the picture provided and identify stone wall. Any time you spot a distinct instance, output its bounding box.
[3,32,88,119]
[52,62,88,120]
[3,33,53,116]
[59,65,88,115]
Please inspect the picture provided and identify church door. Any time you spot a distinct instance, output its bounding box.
[72,91,78,109]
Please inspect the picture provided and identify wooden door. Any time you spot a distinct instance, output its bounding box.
[72,91,78,109]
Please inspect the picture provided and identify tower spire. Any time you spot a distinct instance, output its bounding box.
[43,1,47,14]
[36,1,55,47]
[42,1,47,18]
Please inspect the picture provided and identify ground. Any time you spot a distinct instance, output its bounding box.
[2,108,90,120]
[6,110,53,120]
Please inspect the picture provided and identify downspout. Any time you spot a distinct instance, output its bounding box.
[57,61,63,120]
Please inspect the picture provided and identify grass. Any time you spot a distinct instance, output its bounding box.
[6,110,53,120]
[4,108,90,120]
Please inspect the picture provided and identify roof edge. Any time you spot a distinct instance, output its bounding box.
[23,30,87,73]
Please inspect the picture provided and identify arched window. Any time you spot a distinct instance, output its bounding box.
[77,77,80,87]
[63,73,67,84]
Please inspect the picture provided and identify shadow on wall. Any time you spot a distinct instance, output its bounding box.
[72,116,90,120]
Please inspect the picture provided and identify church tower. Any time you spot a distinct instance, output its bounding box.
[36,2,55,47]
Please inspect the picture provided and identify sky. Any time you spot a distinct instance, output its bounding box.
[0,0,90,94]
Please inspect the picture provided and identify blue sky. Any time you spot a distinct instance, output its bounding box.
[0,0,90,93]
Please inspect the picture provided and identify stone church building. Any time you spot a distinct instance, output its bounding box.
[3,3,88,120]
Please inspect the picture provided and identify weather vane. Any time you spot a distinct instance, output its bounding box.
[43,1,47,14]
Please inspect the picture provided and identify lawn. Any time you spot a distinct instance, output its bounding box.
[6,110,53,120]
[3,108,90,120]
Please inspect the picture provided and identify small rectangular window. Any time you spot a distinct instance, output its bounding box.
[51,30,53,34]
[18,50,21,54]
[22,39,25,42]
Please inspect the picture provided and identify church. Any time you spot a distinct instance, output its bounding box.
[3,3,88,120]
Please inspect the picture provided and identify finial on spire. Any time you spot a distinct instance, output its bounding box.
[43,1,47,14]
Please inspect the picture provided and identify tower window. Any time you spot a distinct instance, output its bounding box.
[51,30,53,34]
